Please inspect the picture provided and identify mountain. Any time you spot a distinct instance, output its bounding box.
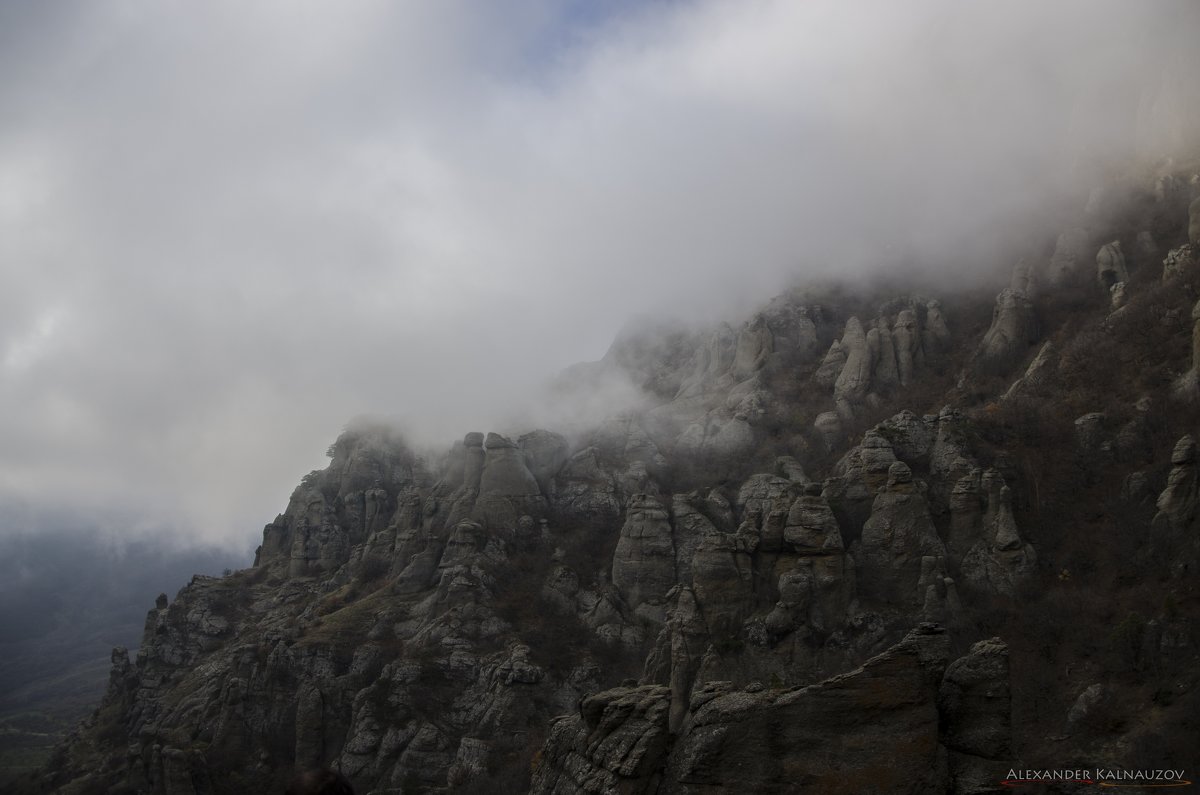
[18,165,1200,794]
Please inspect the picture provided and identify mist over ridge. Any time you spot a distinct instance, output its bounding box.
[1,0,1199,547]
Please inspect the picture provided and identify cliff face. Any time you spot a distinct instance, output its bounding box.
[26,164,1200,795]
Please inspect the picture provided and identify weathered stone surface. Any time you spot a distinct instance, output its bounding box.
[735,473,799,520]
[1153,435,1199,542]
[670,494,717,588]
[783,490,845,554]
[1162,244,1198,281]
[1190,196,1200,245]
[553,447,621,522]
[1047,228,1090,287]
[676,325,737,399]
[662,625,951,794]
[939,638,1014,795]
[960,478,1036,598]
[857,464,947,607]
[690,530,755,640]
[480,433,544,497]
[530,685,671,795]
[970,288,1037,376]
[834,317,873,403]
[813,410,843,452]
[814,340,847,389]
[1002,341,1055,400]
[876,410,936,464]
[874,318,900,390]
[731,314,773,379]
[893,308,922,386]
[923,300,951,356]
[520,430,570,493]
[1096,241,1128,288]
[612,495,676,613]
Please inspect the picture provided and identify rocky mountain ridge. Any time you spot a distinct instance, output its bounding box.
[22,165,1200,794]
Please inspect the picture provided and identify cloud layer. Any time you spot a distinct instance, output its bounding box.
[2,0,1197,547]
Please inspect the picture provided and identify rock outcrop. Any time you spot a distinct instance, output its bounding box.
[856,462,948,606]
[1096,240,1128,288]
[530,686,671,795]
[938,638,1014,794]
[960,474,1037,598]
[968,288,1037,376]
[663,624,952,794]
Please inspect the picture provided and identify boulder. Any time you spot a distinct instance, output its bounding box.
[1190,196,1200,245]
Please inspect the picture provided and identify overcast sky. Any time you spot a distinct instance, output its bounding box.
[1,0,1197,550]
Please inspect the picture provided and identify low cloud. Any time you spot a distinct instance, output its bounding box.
[1,0,1197,546]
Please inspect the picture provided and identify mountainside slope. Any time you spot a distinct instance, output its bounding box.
[21,164,1200,794]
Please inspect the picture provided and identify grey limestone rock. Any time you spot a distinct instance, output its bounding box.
[834,316,873,403]
[529,685,671,795]
[873,318,901,390]
[970,288,1037,376]
[960,476,1036,598]
[1096,241,1129,288]
[938,638,1015,795]
[612,495,676,614]
[893,308,922,386]
[857,463,947,607]
[1047,228,1091,287]
[813,410,843,452]
[814,340,847,389]
[923,299,952,356]
[661,625,951,795]
[1153,435,1199,540]
[1002,341,1055,400]
[731,313,773,379]
[480,433,543,497]
[1162,244,1198,281]
[519,430,569,494]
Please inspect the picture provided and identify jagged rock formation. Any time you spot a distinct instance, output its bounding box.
[536,625,1017,795]
[938,638,1014,794]
[967,287,1037,377]
[25,162,1200,795]
[1046,228,1091,287]
[960,475,1036,598]
[1162,244,1197,281]
[1096,240,1128,289]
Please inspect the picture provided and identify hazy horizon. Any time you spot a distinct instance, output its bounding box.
[3,0,1200,549]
